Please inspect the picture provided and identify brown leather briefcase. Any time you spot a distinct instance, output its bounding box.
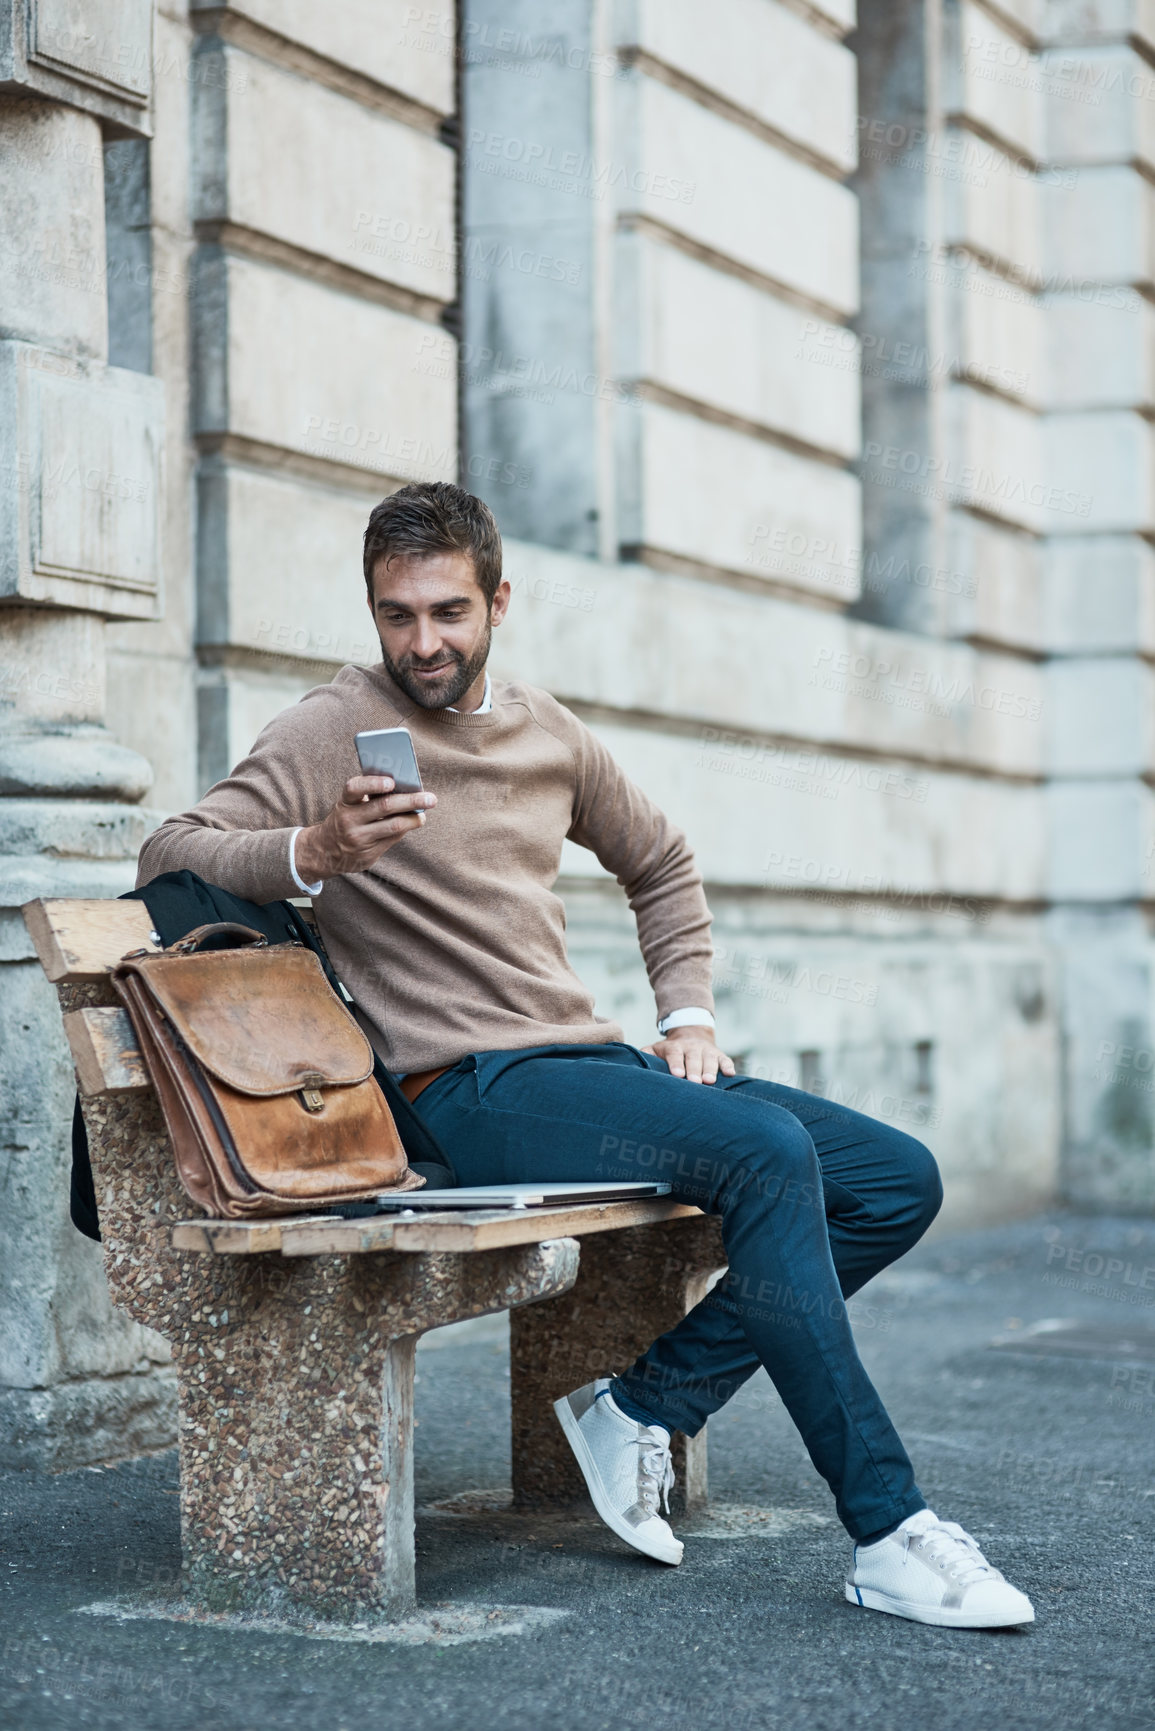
[111,923,424,1217]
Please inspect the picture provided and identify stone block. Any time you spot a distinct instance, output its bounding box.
[808,629,1045,780]
[193,45,456,304]
[944,383,1046,532]
[0,101,107,358]
[145,9,206,249]
[947,256,1044,406]
[619,0,857,174]
[945,511,1042,650]
[0,729,153,804]
[620,74,859,315]
[0,954,171,1473]
[197,663,318,790]
[104,139,151,373]
[0,342,164,620]
[1047,904,1155,1211]
[460,0,603,555]
[968,647,1048,772]
[0,800,156,905]
[0,0,152,134]
[495,540,1044,777]
[557,720,1047,902]
[191,252,457,482]
[191,0,455,115]
[1046,779,1154,899]
[462,0,598,236]
[0,593,154,800]
[715,936,1059,1228]
[1041,0,1155,54]
[0,606,105,729]
[619,399,861,599]
[1044,410,1155,533]
[1044,165,1155,285]
[1043,533,1155,654]
[799,0,855,31]
[0,957,97,1384]
[1045,45,1155,168]
[197,462,379,661]
[920,943,1059,1225]
[622,231,859,460]
[954,0,1046,162]
[0,1367,176,1471]
[105,647,198,816]
[1046,657,1155,774]
[1043,291,1155,410]
[943,127,1042,284]
[995,0,1045,34]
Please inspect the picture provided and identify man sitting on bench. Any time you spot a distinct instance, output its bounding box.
[138,481,1034,1630]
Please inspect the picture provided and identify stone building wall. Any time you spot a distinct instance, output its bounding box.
[461,0,1061,1229]
[0,0,459,1467]
[0,2,172,1467]
[1,0,1151,1468]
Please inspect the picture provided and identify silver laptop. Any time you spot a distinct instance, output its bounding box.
[371,1180,672,1212]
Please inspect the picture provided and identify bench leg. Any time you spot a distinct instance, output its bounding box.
[380,1334,418,1612]
[510,1216,726,1512]
[174,1265,421,1621]
[173,1241,579,1622]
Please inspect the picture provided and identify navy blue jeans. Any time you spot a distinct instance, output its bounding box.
[417,1042,941,1541]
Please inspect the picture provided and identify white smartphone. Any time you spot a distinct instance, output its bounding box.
[355,727,424,812]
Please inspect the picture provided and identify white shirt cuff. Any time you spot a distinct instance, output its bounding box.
[289,828,324,897]
[657,1006,715,1035]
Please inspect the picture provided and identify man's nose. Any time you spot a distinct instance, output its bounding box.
[411,618,444,660]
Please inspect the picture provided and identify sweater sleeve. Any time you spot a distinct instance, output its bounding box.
[136,688,346,903]
[563,715,715,1021]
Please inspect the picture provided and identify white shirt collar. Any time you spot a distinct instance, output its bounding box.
[447,671,492,715]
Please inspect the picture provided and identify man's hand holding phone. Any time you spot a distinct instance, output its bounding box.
[294,775,436,881]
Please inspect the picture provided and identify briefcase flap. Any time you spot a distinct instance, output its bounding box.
[132,944,375,1096]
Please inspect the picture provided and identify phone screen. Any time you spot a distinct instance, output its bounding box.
[354,727,424,799]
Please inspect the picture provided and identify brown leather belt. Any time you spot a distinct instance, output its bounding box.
[399,1064,451,1104]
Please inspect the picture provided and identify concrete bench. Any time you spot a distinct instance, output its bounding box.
[23,897,726,1623]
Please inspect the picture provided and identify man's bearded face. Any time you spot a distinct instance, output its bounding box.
[368,550,495,710]
[379,616,492,710]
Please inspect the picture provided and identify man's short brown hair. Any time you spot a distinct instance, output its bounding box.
[363,483,503,605]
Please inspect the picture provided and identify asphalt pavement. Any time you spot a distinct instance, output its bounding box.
[3,1209,1154,1731]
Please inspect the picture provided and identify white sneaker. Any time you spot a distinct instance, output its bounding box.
[846,1509,1035,1628]
[553,1379,684,1566]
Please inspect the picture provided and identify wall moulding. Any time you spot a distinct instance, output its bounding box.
[0,0,154,136]
[0,342,164,620]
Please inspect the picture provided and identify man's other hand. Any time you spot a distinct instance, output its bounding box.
[295,776,437,881]
[643,1026,736,1085]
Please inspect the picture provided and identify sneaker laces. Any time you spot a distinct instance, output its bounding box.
[902,1513,997,1587]
[637,1428,675,1518]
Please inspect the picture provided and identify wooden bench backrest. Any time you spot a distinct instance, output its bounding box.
[21,897,249,1334]
[24,899,157,1095]
[23,897,159,981]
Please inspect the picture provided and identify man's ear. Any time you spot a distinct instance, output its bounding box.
[489,577,512,628]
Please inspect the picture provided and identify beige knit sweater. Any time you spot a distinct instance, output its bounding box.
[137,665,715,1073]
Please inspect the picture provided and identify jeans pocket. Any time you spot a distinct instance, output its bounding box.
[420,1054,479,1115]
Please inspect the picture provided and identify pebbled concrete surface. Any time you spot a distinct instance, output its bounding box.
[2,1211,1154,1731]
